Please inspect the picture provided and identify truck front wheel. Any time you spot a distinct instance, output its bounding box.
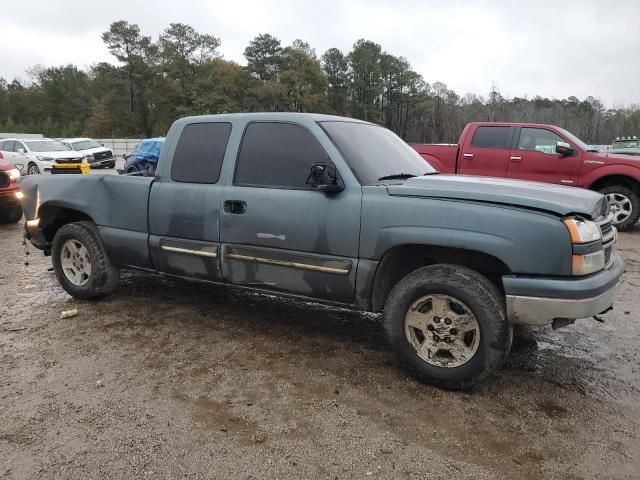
[52,221,119,299]
[599,185,639,231]
[383,264,511,390]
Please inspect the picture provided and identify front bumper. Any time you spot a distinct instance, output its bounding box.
[504,252,624,326]
[89,157,116,167]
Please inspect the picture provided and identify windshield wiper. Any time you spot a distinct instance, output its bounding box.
[377,173,417,181]
[377,172,438,181]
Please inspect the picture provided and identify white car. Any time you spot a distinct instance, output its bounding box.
[60,138,116,168]
[0,138,82,175]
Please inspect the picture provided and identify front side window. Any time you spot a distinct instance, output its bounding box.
[171,123,232,184]
[471,126,512,149]
[517,128,564,155]
[235,122,330,188]
[321,121,434,185]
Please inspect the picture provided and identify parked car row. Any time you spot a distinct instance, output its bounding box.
[0,137,116,175]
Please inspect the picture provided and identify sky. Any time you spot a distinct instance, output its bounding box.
[0,0,638,107]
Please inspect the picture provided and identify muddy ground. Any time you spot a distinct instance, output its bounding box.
[1,217,639,479]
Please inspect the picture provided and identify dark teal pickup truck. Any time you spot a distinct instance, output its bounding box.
[20,113,624,389]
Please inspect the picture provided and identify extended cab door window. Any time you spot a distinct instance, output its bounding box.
[459,126,514,177]
[507,127,581,185]
[171,122,231,183]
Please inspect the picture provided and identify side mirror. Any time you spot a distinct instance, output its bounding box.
[306,163,344,193]
[555,141,575,156]
[17,148,24,154]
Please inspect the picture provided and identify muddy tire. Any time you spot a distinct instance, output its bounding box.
[599,184,640,231]
[52,221,119,299]
[383,264,512,390]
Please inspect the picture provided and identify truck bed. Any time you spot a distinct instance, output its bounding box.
[410,143,459,173]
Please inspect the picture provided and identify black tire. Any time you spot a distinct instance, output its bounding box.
[598,184,640,231]
[27,162,40,175]
[383,264,512,390]
[1,205,23,224]
[51,221,119,299]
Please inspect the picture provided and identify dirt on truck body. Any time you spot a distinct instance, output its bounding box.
[1,221,640,479]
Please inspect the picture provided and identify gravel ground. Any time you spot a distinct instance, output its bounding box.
[1,207,639,479]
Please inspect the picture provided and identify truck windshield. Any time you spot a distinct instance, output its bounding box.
[25,141,71,152]
[320,121,436,185]
[71,140,102,150]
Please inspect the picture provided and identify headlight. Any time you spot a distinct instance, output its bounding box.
[7,168,20,180]
[564,217,604,275]
[36,156,54,162]
[563,218,601,244]
[572,251,605,276]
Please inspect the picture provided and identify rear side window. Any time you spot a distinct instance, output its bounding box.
[1,140,15,152]
[471,126,511,149]
[235,122,330,188]
[171,122,232,183]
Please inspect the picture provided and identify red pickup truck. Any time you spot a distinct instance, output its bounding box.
[0,153,22,224]
[411,122,640,230]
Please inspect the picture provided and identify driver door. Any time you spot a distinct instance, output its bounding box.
[507,127,581,185]
[220,121,362,304]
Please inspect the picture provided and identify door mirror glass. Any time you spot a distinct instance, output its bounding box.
[306,163,343,192]
[17,148,25,154]
[555,141,575,156]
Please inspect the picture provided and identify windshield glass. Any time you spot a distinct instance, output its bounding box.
[613,140,639,148]
[25,141,71,152]
[557,127,590,151]
[320,121,435,184]
[71,140,102,150]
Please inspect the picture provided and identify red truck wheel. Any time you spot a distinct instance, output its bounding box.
[599,185,640,231]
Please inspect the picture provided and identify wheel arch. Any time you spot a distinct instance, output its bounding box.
[38,203,95,245]
[589,174,640,193]
[370,244,512,312]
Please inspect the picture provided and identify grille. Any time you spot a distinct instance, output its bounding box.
[599,220,613,239]
[93,150,113,161]
[604,245,613,265]
[55,157,82,164]
[0,171,8,188]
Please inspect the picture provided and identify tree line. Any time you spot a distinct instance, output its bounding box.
[0,20,638,145]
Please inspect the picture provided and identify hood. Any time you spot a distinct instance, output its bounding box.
[386,175,607,218]
[33,151,83,161]
[73,146,110,155]
[0,158,13,171]
[586,150,640,164]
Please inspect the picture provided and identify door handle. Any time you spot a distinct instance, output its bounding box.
[463,153,474,158]
[224,200,247,214]
[509,156,522,162]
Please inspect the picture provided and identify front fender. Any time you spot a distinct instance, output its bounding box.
[360,187,573,276]
[581,164,640,189]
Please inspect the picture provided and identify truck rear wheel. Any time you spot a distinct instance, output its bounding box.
[383,264,511,390]
[599,185,639,231]
[52,221,119,299]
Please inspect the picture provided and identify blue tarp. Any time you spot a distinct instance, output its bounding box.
[135,137,165,164]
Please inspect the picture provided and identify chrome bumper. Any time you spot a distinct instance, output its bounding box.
[505,253,624,326]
